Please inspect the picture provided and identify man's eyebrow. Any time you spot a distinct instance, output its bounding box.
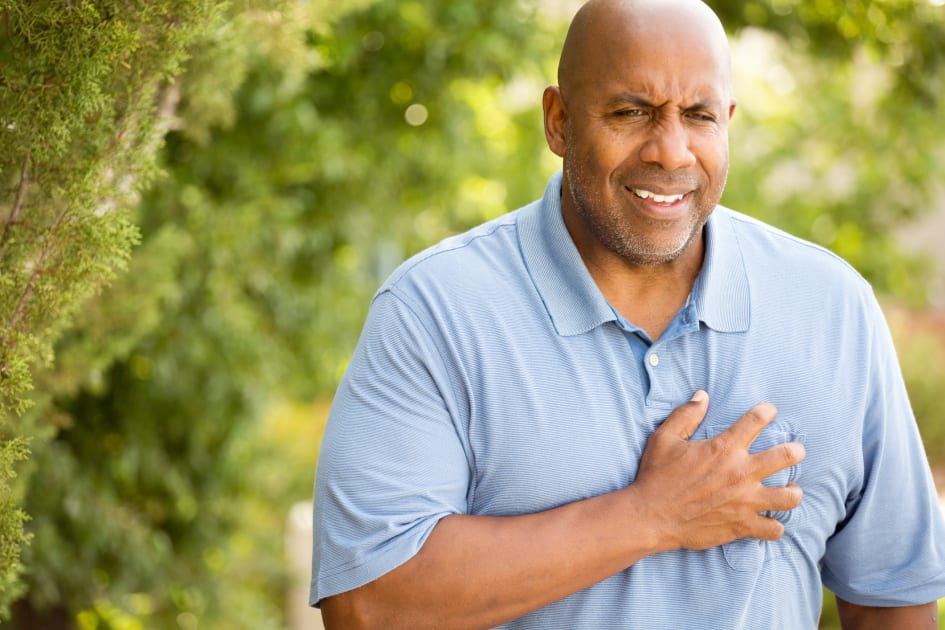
[606,93,724,111]
[683,98,724,112]
[607,93,655,108]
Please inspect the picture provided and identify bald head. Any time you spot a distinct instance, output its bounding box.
[557,0,732,99]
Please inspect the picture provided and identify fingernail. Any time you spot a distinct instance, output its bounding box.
[756,402,777,416]
[690,390,707,403]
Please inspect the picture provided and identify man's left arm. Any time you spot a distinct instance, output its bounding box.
[837,598,938,629]
[821,292,945,607]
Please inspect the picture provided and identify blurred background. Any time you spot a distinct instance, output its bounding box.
[0,0,943,628]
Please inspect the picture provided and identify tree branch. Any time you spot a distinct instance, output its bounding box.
[0,154,30,266]
[1,206,69,360]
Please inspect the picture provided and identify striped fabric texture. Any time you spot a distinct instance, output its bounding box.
[311,172,945,628]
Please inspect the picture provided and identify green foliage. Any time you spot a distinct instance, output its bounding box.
[888,309,945,464]
[2,0,944,627]
[9,0,558,627]
[709,1,945,304]
[0,434,29,620]
[711,0,945,105]
[0,0,223,416]
[0,0,234,622]
[906,336,945,462]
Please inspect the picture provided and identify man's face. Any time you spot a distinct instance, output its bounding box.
[548,14,735,268]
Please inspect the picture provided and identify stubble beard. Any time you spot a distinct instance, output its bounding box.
[563,153,723,267]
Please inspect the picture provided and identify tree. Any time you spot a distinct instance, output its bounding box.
[0,0,229,619]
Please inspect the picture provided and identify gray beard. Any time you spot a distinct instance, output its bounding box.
[564,160,707,267]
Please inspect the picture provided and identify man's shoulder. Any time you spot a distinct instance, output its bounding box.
[376,203,534,300]
[719,206,870,289]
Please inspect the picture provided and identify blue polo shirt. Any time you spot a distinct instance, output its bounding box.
[312,172,945,628]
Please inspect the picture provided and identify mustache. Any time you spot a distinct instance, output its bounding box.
[622,167,700,190]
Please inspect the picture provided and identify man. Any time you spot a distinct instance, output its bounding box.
[311,0,945,627]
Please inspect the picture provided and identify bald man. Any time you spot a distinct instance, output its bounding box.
[311,1,945,627]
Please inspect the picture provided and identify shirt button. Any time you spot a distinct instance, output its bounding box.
[648,353,660,367]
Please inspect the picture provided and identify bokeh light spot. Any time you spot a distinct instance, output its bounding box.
[405,103,429,126]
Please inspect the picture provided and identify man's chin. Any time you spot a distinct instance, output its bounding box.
[613,230,703,267]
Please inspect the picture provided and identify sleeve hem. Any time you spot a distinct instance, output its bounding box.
[823,568,945,607]
[310,512,448,606]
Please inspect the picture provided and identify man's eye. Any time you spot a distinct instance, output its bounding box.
[688,112,717,123]
[615,109,644,117]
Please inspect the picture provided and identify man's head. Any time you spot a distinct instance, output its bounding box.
[543,0,735,268]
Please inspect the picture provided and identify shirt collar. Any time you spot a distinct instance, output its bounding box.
[517,171,750,337]
[694,205,751,333]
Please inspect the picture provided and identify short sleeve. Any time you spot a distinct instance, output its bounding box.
[310,290,470,604]
[821,296,945,605]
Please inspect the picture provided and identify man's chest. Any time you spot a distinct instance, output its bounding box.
[460,325,857,565]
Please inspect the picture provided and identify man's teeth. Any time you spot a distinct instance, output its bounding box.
[632,189,685,203]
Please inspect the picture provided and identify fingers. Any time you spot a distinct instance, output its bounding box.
[707,401,806,477]
[745,486,802,540]
[658,390,710,440]
[753,440,806,480]
[723,402,778,448]
[758,481,804,513]
[749,513,786,541]
[744,483,803,542]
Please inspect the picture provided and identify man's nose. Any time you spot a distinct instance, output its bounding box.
[638,118,697,171]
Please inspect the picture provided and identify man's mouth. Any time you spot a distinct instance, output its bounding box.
[630,188,688,204]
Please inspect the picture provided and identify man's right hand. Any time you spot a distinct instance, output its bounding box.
[631,390,806,552]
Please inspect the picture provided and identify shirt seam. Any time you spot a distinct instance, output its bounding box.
[725,210,872,291]
[377,218,518,301]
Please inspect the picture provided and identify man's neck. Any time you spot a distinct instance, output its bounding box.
[581,235,704,341]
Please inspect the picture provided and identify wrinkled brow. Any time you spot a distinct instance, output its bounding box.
[606,92,725,112]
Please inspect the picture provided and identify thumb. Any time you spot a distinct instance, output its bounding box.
[660,390,709,441]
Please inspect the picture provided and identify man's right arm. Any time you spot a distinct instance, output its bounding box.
[320,392,805,629]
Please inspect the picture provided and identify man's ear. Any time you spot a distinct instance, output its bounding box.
[543,86,567,158]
